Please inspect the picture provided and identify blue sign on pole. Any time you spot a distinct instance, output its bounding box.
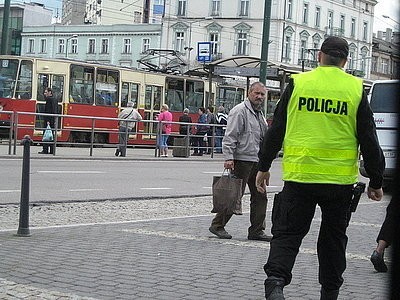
[197,42,212,62]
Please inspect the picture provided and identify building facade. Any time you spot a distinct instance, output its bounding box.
[161,0,376,78]
[0,2,52,55]
[20,24,161,68]
[62,0,86,25]
[370,28,400,80]
[82,0,164,25]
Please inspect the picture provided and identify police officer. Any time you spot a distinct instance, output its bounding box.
[256,36,385,300]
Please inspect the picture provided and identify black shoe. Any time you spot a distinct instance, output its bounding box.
[191,152,199,156]
[115,149,120,156]
[248,232,272,242]
[265,277,285,300]
[38,151,48,154]
[209,226,232,239]
[320,288,339,300]
[370,250,388,272]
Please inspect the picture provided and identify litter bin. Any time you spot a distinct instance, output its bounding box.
[172,136,190,157]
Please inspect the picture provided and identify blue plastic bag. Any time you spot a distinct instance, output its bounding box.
[42,124,53,142]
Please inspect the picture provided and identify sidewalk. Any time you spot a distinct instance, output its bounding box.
[0,143,223,161]
[0,192,391,299]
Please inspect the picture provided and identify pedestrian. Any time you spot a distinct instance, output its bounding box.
[214,106,227,153]
[256,36,385,300]
[179,108,192,136]
[192,107,208,156]
[206,106,216,154]
[157,104,173,157]
[116,101,142,157]
[38,87,58,154]
[209,82,270,241]
[370,196,397,272]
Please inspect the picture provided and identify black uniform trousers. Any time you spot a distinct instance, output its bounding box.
[376,197,396,246]
[211,160,268,236]
[265,181,353,291]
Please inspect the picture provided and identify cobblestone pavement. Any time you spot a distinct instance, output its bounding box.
[0,193,392,299]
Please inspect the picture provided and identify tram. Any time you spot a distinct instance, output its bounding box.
[0,55,244,144]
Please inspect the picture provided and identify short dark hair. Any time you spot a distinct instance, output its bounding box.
[45,87,53,93]
[207,106,214,113]
[198,107,206,113]
[323,55,345,67]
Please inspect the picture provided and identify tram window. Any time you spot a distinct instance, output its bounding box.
[69,65,94,104]
[121,82,139,108]
[37,74,49,101]
[95,69,119,106]
[15,60,33,100]
[145,85,162,110]
[52,75,64,103]
[165,78,184,112]
[186,81,204,112]
[0,59,19,98]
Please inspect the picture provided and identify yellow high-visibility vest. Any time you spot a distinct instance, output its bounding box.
[283,66,363,184]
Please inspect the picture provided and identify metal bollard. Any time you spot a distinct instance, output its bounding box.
[16,135,32,237]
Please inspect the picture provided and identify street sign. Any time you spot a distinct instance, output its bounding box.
[197,42,212,62]
[213,66,279,77]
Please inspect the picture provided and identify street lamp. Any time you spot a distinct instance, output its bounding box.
[382,15,400,25]
[65,34,78,58]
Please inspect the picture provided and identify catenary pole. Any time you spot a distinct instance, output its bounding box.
[1,0,11,54]
[260,0,272,84]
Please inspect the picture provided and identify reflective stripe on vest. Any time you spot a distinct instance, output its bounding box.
[282,66,363,184]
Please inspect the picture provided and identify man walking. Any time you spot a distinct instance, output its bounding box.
[38,87,58,154]
[256,36,385,300]
[209,82,270,241]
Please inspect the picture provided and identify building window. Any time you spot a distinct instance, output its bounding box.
[300,39,307,59]
[58,39,65,54]
[101,39,109,54]
[123,39,131,54]
[381,58,389,74]
[134,11,142,23]
[236,31,248,55]
[175,31,184,53]
[371,56,377,72]
[351,18,356,37]
[340,15,345,34]
[211,0,221,16]
[88,39,96,54]
[363,21,368,40]
[142,38,150,53]
[302,3,309,24]
[315,7,321,27]
[284,35,291,59]
[328,11,333,29]
[40,39,46,53]
[210,32,219,55]
[71,39,78,54]
[177,0,186,16]
[28,39,35,53]
[287,0,293,19]
[239,0,249,16]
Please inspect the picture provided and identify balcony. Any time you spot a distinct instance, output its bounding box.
[325,27,345,37]
[298,59,318,68]
[345,69,365,77]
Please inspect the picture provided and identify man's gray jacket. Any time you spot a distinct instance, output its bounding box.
[223,99,268,162]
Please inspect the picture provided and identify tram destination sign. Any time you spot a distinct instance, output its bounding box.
[213,66,278,77]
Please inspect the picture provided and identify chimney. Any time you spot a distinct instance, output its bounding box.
[385,28,393,42]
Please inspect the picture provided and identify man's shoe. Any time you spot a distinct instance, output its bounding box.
[248,232,272,242]
[209,226,232,239]
[265,277,285,300]
[115,149,120,156]
[38,151,48,154]
[370,250,388,272]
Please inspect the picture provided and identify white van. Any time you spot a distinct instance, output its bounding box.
[359,80,399,185]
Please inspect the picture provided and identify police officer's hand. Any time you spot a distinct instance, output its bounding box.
[367,186,383,201]
[256,171,270,194]
[224,159,234,170]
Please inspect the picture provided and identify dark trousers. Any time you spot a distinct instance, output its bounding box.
[377,197,396,246]
[193,131,206,154]
[211,160,268,236]
[117,126,129,157]
[264,181,353,291]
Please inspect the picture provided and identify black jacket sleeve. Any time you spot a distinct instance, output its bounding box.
[357,90,385,189]
[258,79,293,171]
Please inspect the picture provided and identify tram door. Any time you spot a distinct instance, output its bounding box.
[143,84,162,139]
[35,74,64,130]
